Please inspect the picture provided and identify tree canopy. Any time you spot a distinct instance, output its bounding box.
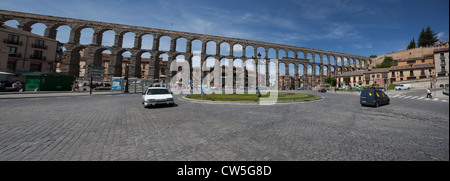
[374,56,397,69]
[417,26,439,47]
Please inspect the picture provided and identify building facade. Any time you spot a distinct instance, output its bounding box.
[434,48,449,77]
[389,54,435,83]
[0,25,58,74]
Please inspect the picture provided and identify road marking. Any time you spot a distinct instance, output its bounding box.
[397,95,406,98]
[442,100,448,103]
[417,97,425,100]
[410,96,419,99]
[433,98,440,101]
[392,95,400,98]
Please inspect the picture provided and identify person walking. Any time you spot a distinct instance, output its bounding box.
[72,81,80,92]
[426,88,432,99]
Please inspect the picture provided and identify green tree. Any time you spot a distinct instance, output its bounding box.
[344,77,350,85]
[407,38,416,49]
[418,26,439,47]
[374,57,397,68]
[324,77,337,87]
[424,26,439,46]
[418,28,426,47]
[369,55,377,58]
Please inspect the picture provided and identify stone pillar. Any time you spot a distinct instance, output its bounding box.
[44,27,57,39]
[319,65,324,86]
[265,59,270,87]
[216,43,220,56]
[134,35,142,49]
[303,66,308,90]
[68,29,80,45]
[312,65,316,88]
[129,54,142,78]
[148,55,160,80]
[170,38,176,52]
[186,39,192,53]
[285,63,290,90]
[201,41,207,55]
[92,32,102,46]
[294,64,299,90]
[152,35,160,51]
[230,44,234,57]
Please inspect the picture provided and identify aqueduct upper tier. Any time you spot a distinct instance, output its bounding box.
[0,9,371,89]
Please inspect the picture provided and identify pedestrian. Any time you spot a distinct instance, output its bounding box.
[72,81,80,92]
[426,88,432,98]
[12,81,22,92]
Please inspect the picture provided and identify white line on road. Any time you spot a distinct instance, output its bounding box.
[417,97,425,100]
[442,100,448,103]
[433,98,440,101]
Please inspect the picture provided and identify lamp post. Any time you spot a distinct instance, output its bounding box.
[124,63,130,93]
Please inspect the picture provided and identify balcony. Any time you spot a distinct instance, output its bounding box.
[29,55,46,60]
[8,53,21,58]
[31,44,48,50]
[3,39,23,46]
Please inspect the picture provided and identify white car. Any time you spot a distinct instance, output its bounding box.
[142,87,174,108]
[395,84,412,91]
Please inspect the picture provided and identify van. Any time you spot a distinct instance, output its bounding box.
[360,89,390,107]
[394,84,411,91]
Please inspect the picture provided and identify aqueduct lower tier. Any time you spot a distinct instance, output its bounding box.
[0,9,371,88]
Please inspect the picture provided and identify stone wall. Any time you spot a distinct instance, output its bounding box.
[371,42,449,67]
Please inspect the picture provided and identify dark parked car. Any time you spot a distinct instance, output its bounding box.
[297,87,305,90]
[318,88,327,93]
[360,89,390,107]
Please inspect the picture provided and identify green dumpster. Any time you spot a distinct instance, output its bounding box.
[25,73,77,91]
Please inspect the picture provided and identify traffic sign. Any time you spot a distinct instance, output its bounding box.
[433,78,438,83]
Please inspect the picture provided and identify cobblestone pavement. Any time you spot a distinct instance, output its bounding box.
[0,92,448,161]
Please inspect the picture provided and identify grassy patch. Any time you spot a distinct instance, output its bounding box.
[185,92,321,102]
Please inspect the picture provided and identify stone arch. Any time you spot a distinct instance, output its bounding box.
[233,44,243,57]
[206,40,216,55]
[220,42,230,56]
[139,34,153,50]
[268,48,276,59]
[176,37,187,53]
[298,51,305,59]
[2,19,20,28]
[245,46,255,58]
[29,22,47,36]
[278,49,286,60]
[288,50,295,58]
[191,39,202,54]
[257,47,266,59]
[159,36,171,51]
[121,32,136,48]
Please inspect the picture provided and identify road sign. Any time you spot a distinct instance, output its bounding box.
[433,78,438,83]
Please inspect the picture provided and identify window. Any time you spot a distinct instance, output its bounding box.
[32,50,43,59]
[34,39,45,48]
[29,64,42,72]
[441,53,445,59]
[7,34,19,44]
[441,60,446,65]
[392,72,395,77]
[410,70,414,76]
[421,60,425,63]
[400,71,404,77]
[6,46,17,54]
[421,69,425,75]
[442,66,446,73]
[377,75,380,78]
[7,62,16,71]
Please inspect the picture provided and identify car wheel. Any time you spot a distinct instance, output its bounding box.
[375,102,379,108]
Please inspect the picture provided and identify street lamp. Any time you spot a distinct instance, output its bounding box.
[124,63,130,93]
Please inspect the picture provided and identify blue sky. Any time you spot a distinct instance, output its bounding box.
[1,0,449,76]
[1,0,448,57]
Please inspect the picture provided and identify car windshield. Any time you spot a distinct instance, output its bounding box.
[147,89,170,95]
